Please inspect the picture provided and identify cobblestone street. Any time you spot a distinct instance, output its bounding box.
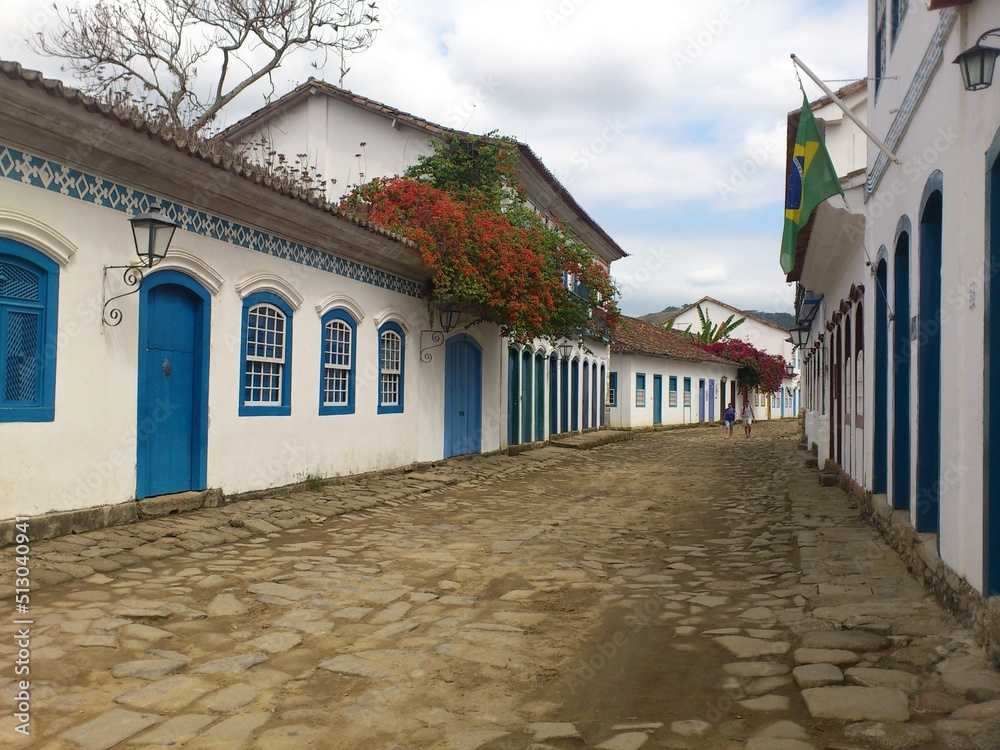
[2,421,1000,749]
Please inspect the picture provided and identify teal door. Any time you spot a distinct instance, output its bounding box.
[653,375,663,425]
[444,335,482,457]
[137,272,210,499]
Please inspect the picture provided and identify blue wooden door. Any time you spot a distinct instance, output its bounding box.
[917,187,942,534]
[137,273,209,498]
[549,355,558,437]
[698,379,706,422]
[987,139,1000,595]
[708,378,716,421]
[653,375,663,425]
[893,232,911,510]
[508,348,519,445]
[560,358,569,433]
[571,359,580,431]
[444,335,482,457]
[521,349,532,443]
[534,353,545,441]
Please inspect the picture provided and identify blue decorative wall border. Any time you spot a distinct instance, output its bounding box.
[865,8,957,202]
[0,144,425,298]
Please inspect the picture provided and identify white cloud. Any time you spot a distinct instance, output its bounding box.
[688,265,730,286]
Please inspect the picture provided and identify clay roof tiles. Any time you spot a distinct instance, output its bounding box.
[611,316,732,365]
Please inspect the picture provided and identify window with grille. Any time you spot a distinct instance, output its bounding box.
[669,376,678,407]
[0,242,58,422]
[320,309,356,415]
[683,377,691,407]
[378,321,404,414]
[608,372,618,407]
[874,0,886,96]
[240,292,292,416]
[635,373,646,408]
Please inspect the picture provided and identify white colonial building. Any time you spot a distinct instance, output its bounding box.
[785,81,869,483]
[608,316,738,429]
[793,1,1000,652]
[667,296,799,419]
[219,79,627,448]
[0,63,624,537]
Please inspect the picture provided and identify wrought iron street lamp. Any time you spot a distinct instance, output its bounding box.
[103,201,178,327]
[789,325,811,349]
[130,202,178,268]
[437,299,462,334]
[556,339,575,358]
[954,27,1000,91]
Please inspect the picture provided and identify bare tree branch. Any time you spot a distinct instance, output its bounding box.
[30,0,379,131]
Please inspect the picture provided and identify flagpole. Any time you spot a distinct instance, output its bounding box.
[790,54,901,166]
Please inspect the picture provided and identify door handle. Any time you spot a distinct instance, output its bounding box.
[459,411,465,417]
[162,358,171,377]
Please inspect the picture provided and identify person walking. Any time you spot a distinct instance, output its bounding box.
[741,400,754,439]
[723,402,736,438]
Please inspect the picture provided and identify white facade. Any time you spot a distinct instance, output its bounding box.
[609,355,738,429]
[668,297,799,419]
[606,317,739,429]
[863,1,1000,597]
[794,1,1000,624]
[791,82,869,477]
[223,81,623,450]
[0,64,625,526]
[0,64,503,521]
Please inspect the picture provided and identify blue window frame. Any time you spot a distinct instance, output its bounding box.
[378,321,405,414]
[683,377,692,407]
[608,372,618,407]
[874,0,886,96]
[668,376,678,407]
[636,373,646,407]
[319,309,357,415]
[240,291,292,416]
[890,0,907,46]
[0,240,58,422]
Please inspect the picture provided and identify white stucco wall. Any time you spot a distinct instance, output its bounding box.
[240,95,437,202]
[608,354,737,429]
[0,152,479,519]
[863,3,1000,592]
[669,300,796,420]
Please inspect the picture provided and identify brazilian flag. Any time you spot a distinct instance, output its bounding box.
[779,94,844,274]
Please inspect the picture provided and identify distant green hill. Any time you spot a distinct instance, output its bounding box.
[639,305,795,331]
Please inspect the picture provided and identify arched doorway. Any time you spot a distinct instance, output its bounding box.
[986,129,1000,594]
[137,270,211,498]
[917,174,943,534]
[507,347,519,446]
[549,353,559,437]
[893,222,912,510]
[444,335,482,457]
[521,348,533,443]
[534,351,546,441]
[874,256,889,494]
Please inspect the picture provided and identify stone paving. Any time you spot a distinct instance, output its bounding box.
[1,421,999,749]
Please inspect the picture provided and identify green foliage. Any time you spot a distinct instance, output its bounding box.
[667,304,745,344]
[406,131,520,209]
[342,132,621,344]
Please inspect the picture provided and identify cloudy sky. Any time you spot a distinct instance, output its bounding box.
[0,0,867,317]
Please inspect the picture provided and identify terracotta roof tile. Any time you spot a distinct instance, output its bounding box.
[611,316,732,365]
[0,60,417,252]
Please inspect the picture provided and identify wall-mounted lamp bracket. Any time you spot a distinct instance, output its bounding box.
[102,264,145,328]
[419,330,445,363]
